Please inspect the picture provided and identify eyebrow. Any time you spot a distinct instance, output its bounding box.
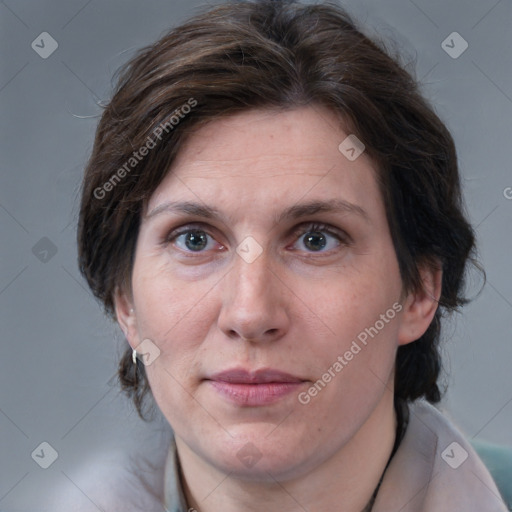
[146,201,221,220]
[277,199,369,223]
[146,198,369,223]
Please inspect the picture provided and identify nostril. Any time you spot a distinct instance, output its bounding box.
[227,327,280,341]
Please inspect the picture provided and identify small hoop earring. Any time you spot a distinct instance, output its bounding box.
[132,349,137,364]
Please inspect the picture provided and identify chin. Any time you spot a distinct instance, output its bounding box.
[198,425,323,482]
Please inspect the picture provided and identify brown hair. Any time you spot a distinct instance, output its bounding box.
[78,0,478,419]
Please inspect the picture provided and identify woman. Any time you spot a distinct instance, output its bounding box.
[77,1,508,510]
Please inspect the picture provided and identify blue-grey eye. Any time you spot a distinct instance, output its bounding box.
[175,230,211,251]
[304,231,327,251]
[297,230,340,252]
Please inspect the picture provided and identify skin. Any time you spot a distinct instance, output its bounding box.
[116,105,441,512]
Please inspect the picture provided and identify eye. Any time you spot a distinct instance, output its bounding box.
[302,231,332,251]
[171,228,221,253]
[291,223,345,253]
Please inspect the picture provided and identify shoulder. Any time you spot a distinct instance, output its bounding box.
[47,448,168,512]
[373,400,508,512]
[415,401,508,511]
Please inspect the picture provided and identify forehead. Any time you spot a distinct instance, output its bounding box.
[146,106,382,218]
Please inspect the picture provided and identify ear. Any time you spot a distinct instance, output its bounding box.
[114,286,139,350]
[397,263,442,346]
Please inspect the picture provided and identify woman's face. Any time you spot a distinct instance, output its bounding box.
[119,106,419,480]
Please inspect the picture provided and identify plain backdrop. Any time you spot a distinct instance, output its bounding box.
[1,0,511,510]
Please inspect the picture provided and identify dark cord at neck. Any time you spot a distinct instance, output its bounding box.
[361,397,410,512]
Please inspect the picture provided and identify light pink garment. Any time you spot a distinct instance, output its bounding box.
[371,400,507,511]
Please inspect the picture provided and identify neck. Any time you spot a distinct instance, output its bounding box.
[176,389,397,512]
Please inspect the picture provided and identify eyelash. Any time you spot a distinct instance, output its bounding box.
[166,222,350,255]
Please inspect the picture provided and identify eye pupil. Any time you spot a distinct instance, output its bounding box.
[304,231,327,251]
[185,231,208,251]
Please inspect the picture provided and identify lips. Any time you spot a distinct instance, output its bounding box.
[205,368,307,406]
[208,368,304,384]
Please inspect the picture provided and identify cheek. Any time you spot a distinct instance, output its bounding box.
[290,258,402,406]
[296,304,399,440]
[132,257,217,338]
[131,260,222,404]
[137,275,220,428]
[293,258,401,344]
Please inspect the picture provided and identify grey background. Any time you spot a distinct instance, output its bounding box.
[1,0,511,509]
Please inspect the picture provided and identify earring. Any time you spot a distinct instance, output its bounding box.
[132,349,137,364]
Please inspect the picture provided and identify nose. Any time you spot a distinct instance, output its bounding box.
[217,252,290,343]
